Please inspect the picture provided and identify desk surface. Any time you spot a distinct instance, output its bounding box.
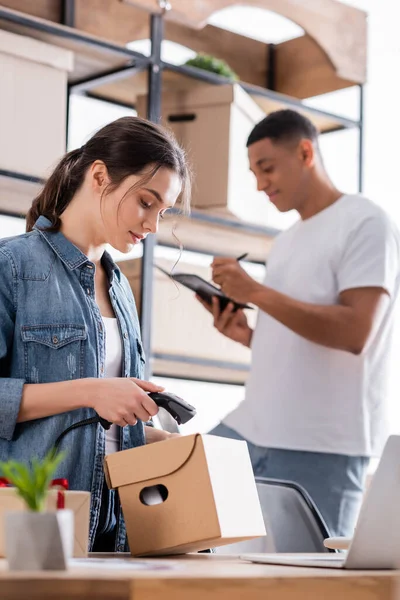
[0,554,399,600]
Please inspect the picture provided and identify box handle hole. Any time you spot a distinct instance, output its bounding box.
[139,484,169,506]
[168,114,197,123]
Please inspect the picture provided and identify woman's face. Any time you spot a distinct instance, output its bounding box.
[100,166,182,253]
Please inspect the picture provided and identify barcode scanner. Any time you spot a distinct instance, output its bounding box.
[147,391,196,425]
[55,391,196,448]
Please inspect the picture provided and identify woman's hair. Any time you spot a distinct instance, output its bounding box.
[26,116,191,232]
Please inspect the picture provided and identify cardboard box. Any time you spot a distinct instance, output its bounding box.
[0,29,73,178]
[137,84,271,225]
[118,257,256,384]
[0,489,90,558]
[104,434,266,556]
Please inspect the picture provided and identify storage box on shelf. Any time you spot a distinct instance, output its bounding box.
[0,29,73,179]
[137,84,269,223]
[118,257,260,383]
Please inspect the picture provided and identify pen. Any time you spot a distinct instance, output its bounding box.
[236,253,248,261]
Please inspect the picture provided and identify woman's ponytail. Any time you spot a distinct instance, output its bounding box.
[26,147,83,232]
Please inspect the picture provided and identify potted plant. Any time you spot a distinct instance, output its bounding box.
[185,53,239,81]
[0,449,74,570]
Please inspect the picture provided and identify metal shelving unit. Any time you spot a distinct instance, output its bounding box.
[0,2,365,385]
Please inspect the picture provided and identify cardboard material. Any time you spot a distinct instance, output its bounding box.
[137,84,269,224]
[104,434,266,556]
[118,257,255,382]
[0,29,73,178]
[0,489,90,558]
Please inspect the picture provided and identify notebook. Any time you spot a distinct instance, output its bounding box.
[155,265,253,312]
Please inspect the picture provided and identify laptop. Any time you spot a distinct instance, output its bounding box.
[241,435,400,569]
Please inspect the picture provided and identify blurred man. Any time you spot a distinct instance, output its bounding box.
[198,110,400,537]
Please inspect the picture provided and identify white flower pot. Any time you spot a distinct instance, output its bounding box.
[5,509,74,570]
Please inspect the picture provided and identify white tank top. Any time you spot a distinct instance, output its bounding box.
[102,317,123,455]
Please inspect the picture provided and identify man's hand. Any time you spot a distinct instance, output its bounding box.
[196,296,253,347]
[211,257,260,303]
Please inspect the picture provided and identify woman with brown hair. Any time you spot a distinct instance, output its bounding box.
[0,116,190,551]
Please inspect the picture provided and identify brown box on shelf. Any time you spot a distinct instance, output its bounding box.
[118,257,255,384]
[0,29,73,178]
[137,84,269,222]
[104,433,266,556]
[0,489,90,558]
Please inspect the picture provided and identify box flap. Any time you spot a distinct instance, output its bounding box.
[162,83,263,123]
[163,84,236,110]
[0,29,74,72]
[104,434,199,489]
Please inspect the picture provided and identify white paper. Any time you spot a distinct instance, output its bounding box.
[69,558,179,571]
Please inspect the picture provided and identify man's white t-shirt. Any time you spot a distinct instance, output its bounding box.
[224,195,400,457]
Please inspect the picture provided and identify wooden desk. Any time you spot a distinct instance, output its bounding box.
[0,554,398,600]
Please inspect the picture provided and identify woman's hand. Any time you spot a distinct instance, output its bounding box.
[87,378,164,426]
[144,426,181,443]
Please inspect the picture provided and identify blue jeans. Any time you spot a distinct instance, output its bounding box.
[210,423,369,538]
[92,479,118,552]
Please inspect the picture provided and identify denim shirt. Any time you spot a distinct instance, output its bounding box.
[0,216,146,550]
